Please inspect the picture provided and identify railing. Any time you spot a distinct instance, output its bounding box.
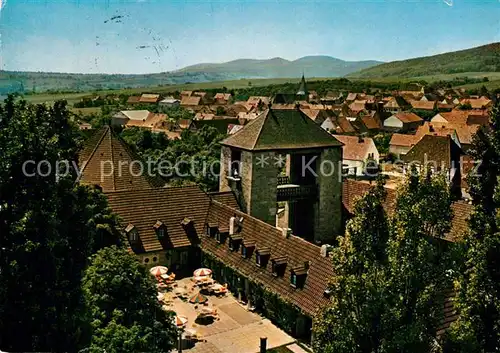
[277,184,317,201]
[277,176,290,185]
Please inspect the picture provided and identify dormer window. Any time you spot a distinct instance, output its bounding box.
[255,247,270,268]
[125,223,139,243]
[290,266,308,289]
[228,234,242,251]
[205,222,218,237]
[241,240,255,259]
[153,220,166,239]
[216,227,229,244]
[271,256,287,277]
[181,217,193,227]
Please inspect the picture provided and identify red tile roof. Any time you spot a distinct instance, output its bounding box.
[410,100,436,111]
[342,179,471,242]
[181,96,201,106]
[202,200,333,316]
[333,135,375,161]
[389,133,420,147]
[393,112,423,123]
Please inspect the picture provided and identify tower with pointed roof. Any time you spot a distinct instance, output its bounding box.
[219,106,343,244]
[297,74,308,97]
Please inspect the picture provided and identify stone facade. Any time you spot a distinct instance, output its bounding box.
[314,147,342,244]
[245,150,278,225]
[220,146,278,225]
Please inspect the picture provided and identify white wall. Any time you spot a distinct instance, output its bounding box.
[389,145,412,157]
[321,117,336,131]
[431,114,448,123]
[384,115,404,129]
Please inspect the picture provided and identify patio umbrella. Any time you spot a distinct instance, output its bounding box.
[150,266,168,277]
[174,315,188,327]
[193,268,212,277]
[189,292,208,304]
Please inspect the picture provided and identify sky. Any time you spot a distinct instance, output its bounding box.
[1,0,499,74]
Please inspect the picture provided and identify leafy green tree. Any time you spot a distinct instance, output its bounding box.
[385,169,453,352]
[0,96,121,352]
[82,246,177,353]
[444,105,500,352]
[314,170,453,353]
[313,179,390,353]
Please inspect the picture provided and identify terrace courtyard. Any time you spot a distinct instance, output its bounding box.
[162,277,296,353]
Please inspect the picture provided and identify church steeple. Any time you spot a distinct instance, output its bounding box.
[297,74,308,96]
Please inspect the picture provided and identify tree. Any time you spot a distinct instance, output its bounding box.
[0,96,122,351]
[314,169,453,353]
[313,178,390,353]
[385,169,453,352]
[82,246,177,353]
[444,104,500,352]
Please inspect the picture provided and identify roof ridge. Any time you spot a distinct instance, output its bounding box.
[78,126,110,180]
[251,109,270,149]
[109,128,116,192]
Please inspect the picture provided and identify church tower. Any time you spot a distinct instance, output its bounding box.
[296,74,308,97]
[219,105,343,244]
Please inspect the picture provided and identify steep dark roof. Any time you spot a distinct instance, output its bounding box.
[221,108,343,151]
[105,186,211,252]
[78,126,165,192]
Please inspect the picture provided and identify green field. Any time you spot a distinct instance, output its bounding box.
[19,71,500,107]
[21,77,335,105]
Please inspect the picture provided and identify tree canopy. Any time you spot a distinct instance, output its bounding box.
[444,104,500,352]
[313,169,454,353]
[83,246,178,353]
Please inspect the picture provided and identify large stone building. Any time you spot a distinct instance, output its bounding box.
[218,106,343,244]
[77,123,473,342]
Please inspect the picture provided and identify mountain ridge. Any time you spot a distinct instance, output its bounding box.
[347,42,500,79]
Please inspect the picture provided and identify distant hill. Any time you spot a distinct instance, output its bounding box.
[175,56,383,79]
[348,43,500,79]
[0,56,381,94]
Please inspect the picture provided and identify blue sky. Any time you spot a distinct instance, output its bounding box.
[1,0,499,74]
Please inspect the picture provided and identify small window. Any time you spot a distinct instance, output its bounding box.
[256,254,261,266]
[144,258,150,264]
[242,247,248,258]
[291,273,297,287]
[158,228,165,238]
[153,256,158,262]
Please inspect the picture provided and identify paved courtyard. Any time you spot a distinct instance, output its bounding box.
[162,277,295,353]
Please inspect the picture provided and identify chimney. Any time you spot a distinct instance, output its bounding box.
[358,136,364,143]
[281,228,292,238]
[229,216,236,235]
[260,337,267,353]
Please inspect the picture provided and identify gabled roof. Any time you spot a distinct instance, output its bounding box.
[410,100,436,111]
[333,135,375,161]
[402,134,461,170]
[139,93,160,103]
[106,186,210,252]
[78,126,165,192]
[392,112,423,123]
[181,96,201,106]
[389,133,420,147]
[220,108,343,151]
